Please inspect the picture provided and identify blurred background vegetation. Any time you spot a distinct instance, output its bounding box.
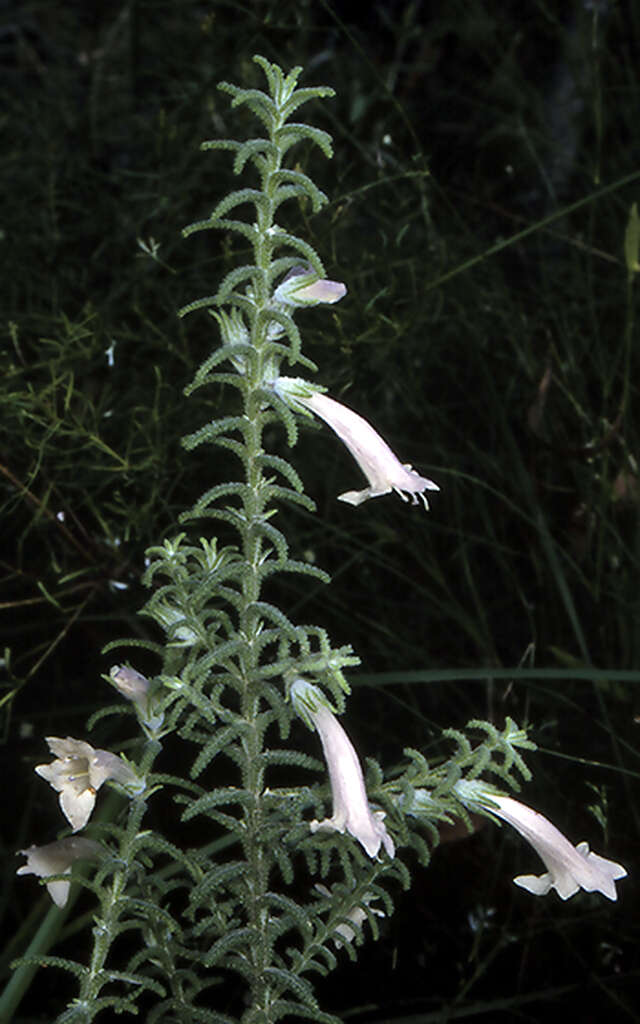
[1,0,638,1020]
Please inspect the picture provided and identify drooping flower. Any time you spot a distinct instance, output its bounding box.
[35,737,143,832]
[276,378,439,507]
[17,837,103,907]
[109,664,164,733]
[290,679,395,859]
[272,265,347,307]
[466,787,627,901]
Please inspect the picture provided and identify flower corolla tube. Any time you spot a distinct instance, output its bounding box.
[35,736,143,832]
[291,680,395,858]
[477,790,627,901]
[276,378,439,507]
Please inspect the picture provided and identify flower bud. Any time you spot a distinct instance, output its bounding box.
[272,265,346,307]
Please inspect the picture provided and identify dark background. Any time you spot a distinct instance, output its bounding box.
[1,0,638,1020]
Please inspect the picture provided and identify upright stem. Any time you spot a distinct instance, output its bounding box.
[238,127,283,1024]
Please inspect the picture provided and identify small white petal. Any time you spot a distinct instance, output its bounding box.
[46,878,73,908]
[60,786,97,833]
[514,872,560,897]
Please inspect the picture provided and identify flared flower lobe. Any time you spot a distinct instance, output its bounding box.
[35,736,142,832]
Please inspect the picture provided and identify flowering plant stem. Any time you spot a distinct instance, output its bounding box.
[70,739,163,1020]
[200,88,301,1021]
[10,54,627,1024]
[232,164,279,1024]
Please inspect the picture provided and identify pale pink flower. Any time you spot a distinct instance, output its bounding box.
[17,837,103,907]
[291,680,394,858]
[272,266,346,307]
[35,736,143,832]
[481,792,627,901]
[278,379,439,507]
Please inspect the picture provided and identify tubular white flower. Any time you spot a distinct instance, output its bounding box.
[478,791,627,901]
[278,379,439,507]
[17,837,103,907]
[35,736,143,832]
[291,680,395,859]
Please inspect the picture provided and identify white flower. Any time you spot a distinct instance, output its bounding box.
[477,791,627,901]
[272,265,347,307]
[277,379,439,507]
[35,737,143,832]
[291,680,395,859]
[17,837,103,907]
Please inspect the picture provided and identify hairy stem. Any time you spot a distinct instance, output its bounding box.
[238,118,284,1024]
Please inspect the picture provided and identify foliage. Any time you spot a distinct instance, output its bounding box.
[2,3,638,1022]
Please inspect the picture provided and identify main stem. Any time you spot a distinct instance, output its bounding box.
[238,125,283,1024]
